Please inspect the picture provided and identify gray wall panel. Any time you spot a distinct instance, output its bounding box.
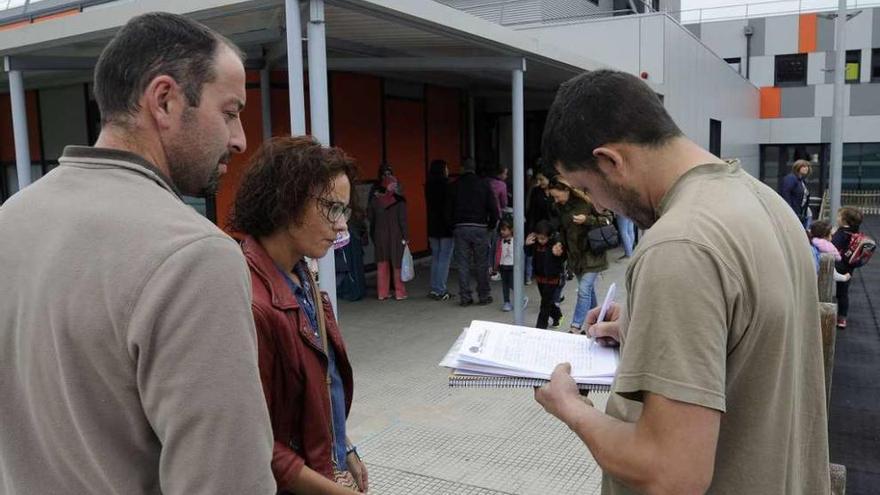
[781,86,816,118]
[821,116,833,142]
[748,17,765,57]
[825,50,836,84]
[850,83,880,116]
[873,7,880,46]
[818,15,835,52]
[662,16,760,174]
[686,23,700,39]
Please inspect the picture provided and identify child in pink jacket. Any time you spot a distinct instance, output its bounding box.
[809,220,850,282]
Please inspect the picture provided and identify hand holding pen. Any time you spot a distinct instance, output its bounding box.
[586,283,621,348]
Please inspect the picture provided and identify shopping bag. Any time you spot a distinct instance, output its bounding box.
[401,244,415,282]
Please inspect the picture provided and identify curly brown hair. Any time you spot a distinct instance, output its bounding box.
[229,136,358,238]
[838,206,863,229]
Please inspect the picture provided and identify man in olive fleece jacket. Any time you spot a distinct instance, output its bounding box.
[0,13,275,495]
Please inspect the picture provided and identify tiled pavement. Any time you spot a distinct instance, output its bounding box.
[338,248,631,494]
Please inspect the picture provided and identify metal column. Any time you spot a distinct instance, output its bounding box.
[6,61,32,191]
[260,67,272,140]
[512,63,526,325]
[308,0,337,313]
[829,0,847,222]
[286,0,306,135]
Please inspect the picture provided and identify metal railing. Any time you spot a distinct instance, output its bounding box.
[0,0,116,26]
[817,189,880,220]
[676,0,880,25]
[435,0,658,27]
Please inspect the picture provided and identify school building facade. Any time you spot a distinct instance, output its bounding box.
[685,3,880,196]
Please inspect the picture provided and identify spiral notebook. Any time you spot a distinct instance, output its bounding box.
[439,320,618,392]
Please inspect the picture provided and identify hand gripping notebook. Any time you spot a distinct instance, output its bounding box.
[439,320,618,392]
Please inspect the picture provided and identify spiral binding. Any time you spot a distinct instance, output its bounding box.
[448,375,611,393]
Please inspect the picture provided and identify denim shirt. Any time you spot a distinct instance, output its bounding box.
[278,263,349,471]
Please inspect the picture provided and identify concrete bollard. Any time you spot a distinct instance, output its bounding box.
[818,253,836,303]
[831,463,846,495]
[819,302,838,414]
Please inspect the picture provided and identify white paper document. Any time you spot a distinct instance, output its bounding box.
[454,320,618,381]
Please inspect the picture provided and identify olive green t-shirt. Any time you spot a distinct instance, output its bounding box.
[603,162,830,494]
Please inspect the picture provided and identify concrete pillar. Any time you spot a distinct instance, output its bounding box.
[512,65,525,325]
[6,61,32,191]
[286,0,307,135]
[260,66,272,140]
[308,0,337,314]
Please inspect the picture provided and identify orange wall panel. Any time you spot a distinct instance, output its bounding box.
[330,72,383,181]
[33,8,78,24]
[270,70,309,136]
[759,87,781,119]
[0,95,13,162]
[0,19,30,32]
[216,81,265,232]
[799,13,817,53]
[0,91,43,162]
[426,86,462,174]
[384,98,427,253]
[27,91,41,160]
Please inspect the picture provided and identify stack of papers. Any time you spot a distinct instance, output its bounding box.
[439,320,618,391]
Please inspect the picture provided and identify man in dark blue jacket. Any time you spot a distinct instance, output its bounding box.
[447,159,499,306]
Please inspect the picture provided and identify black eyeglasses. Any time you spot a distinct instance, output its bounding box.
[315,197,352,223]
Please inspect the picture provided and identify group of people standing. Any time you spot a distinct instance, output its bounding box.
[423,154,638,333]
[780,159,872,329]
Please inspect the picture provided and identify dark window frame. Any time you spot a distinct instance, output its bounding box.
[774,53,808,87]
[871,48,880,82]
[845,49,861,84]
[709,119,722,157]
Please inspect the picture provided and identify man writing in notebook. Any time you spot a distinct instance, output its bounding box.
[535,70,830,494]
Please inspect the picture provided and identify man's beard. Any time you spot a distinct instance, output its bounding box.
[597,173,657,230]
[163,108,227,198]
[201,153,229,197]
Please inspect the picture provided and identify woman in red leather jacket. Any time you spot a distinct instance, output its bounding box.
[230,136,367,494]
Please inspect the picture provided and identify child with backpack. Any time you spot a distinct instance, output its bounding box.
[525,220,566,329]
[831,207,876,328]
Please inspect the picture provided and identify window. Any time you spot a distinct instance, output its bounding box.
[775,54,807,87]
[710,119,722,157]
[760,144,828,193]
[872,48,880,82]
[845,50,861,83]
[724,57,742,74]
[841,142,880,189]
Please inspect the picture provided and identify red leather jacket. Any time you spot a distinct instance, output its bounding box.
[241,236,354,489]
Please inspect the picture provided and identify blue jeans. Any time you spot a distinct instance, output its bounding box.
[616,215,635,257]
[429,237,454,295]
[525,253,534,281]
[571,272,599,330]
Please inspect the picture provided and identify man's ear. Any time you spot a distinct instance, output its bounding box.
[143,75,182,131]
[592,146,625,179]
